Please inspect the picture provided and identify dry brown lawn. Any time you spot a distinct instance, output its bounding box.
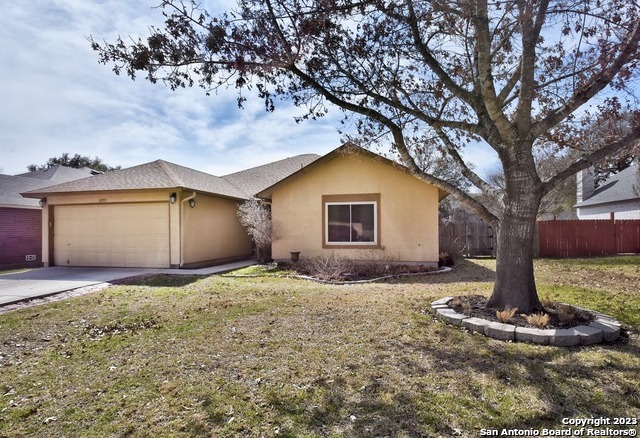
[0,257,638,437]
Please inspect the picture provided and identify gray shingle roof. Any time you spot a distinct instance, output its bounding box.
[1,175,52,208]
[574,164,640,207]
[223,154,321,197]
[16,166,99,181]
[21,156,321,200]
[22,160,248,200]
[2,166,99,208]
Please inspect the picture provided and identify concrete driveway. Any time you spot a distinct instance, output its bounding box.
[0,267,157,306]
[0,260,256,306]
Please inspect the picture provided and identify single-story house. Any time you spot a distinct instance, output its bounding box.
[575,164,640,219]
[22,144,446,269]
[22,155,319,269]
[257,144,447,265]
[0,166,99,269]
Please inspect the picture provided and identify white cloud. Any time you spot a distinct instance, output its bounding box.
[0,0,494,182]
[0,0,344,176]
[461,142,500,179]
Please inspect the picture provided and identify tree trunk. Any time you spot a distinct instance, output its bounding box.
[486,188,543,314]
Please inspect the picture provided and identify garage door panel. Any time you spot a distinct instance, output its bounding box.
[54,203,170,268]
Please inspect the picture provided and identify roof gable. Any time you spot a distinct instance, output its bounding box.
[574,164,640,208]
[256,143,449,200]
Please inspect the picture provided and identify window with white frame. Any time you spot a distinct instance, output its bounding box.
[323,194,380,247]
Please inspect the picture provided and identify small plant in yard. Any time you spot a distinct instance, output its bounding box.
[540,295,553,308]
[438,252,455,267]
[496,307,518,323]
[556,303,576,326]
[297,252,355,281]
[295,252,435,281]
[451,296,472,316]
[449,294,597,330]
[237,198,279,263]
[525,312,550,328]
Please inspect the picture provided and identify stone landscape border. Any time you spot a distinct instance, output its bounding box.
[430,296,621,346]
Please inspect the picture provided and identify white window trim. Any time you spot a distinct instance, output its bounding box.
[324,201,378,245]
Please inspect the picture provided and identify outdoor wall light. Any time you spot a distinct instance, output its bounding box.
[39,198,47,207]
[189,198,196,208]
[169,192,177,204]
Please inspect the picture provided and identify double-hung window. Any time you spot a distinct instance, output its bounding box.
[323,194,380,248]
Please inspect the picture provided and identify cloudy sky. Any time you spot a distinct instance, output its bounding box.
[0,0,497,177]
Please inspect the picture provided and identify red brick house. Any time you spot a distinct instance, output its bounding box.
[0,167,98,269]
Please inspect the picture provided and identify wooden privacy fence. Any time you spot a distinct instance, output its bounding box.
[439,220,496,257]
[538,219,640,257]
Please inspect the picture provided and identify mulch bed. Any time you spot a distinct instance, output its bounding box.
[449,295,595,329]
[292,263,438,282]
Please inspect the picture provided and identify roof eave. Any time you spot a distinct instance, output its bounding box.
[20,187,184,199]
[22,186,251,202]
[574,196,640,209]
[0,203,41,209]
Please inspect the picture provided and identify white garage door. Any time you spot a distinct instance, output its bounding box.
[54,203,170,268]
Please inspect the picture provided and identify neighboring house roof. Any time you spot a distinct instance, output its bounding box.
[574,164,640,208]
[256,143,449,200]
[22,155,323,201]
[2,166,99,208]
[15,166,101,181]
[0,175,54,208]
[223,154,321,197]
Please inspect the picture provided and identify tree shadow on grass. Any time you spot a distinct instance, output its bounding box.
[111,274,204,288]
[391,258,496,285]
[395,328,640,432]
[269,330,640,436]
[266,375,437,437]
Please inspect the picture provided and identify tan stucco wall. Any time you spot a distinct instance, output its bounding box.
[270,153,440,264]
[40,189,251,268]
[181,193,253,266]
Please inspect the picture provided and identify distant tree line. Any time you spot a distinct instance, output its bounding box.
[27,153,120,173]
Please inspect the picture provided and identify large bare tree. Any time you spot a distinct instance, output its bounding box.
[92,0,640,312]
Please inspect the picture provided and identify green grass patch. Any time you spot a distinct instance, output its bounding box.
[225,263,296,276]
[534,255,640,326]
[0,257,638,436]
[537,283,640,327]
[549,255,640,267]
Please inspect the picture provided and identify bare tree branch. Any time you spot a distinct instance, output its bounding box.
[533,21,640,137]
[542,124,640,196]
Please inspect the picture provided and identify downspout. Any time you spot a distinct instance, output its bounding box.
[180,191,197,268]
